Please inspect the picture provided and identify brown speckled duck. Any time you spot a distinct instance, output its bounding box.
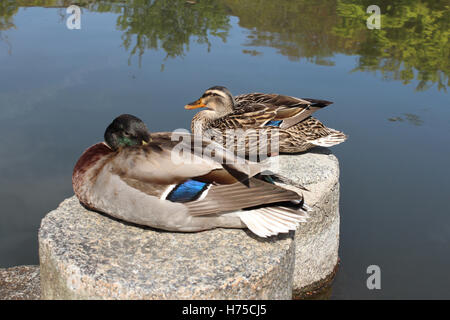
[72,114,310,238]
[185,86,347,154]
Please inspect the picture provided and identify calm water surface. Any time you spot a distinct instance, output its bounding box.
[1,0,449,299]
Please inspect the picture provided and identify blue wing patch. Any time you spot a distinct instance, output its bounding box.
[265,120,283,127]
[166,180,209,203]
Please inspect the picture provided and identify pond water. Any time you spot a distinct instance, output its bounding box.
[0,0,449,299]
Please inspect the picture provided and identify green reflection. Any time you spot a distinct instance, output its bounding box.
[224,0,450,91]
[0,0,19,53]
[224,0,342,66]
[334,0,450,91]
[0,1,18,31]
[2,0,230,65]
[114,0,230,66]
[1,0,449,91]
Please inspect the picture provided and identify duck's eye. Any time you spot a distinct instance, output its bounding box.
[123,131,131,137]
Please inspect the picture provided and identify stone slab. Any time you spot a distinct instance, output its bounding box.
[275,149,340,296]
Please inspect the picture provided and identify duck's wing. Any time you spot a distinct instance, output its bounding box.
[182,176,309,238]
[126,136,307,202]
[203,125,290,158]
[235,93,333,129]
[236,93,332,110]
[108,138,263,187]
[149,131,265,181]
[112,149,308,226]
[211,104,278,130]
[184,176,301,216]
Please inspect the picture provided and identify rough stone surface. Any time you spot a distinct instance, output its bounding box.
[0,265,40,300]
[39,199,295,299]
[38,148,340,299]
[275,148,340,297]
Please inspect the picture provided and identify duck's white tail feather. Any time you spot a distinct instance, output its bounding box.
[265,206,309,221]
[309,129,347,147]
[236,206,309,238]
[258,210,295,232]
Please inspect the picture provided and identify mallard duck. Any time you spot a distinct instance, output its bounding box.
[185,86,347,154]
[72,114,310,238]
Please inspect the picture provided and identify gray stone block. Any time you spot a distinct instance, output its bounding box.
[275,149,340,297]
[39,197,295,299]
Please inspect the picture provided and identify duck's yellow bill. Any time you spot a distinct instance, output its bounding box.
[184,99,206,110]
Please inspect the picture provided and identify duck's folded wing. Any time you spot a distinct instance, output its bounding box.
[212,104,277,129]
[185,177,301,216]
[236,93,332,110]
[236,93,333,129]
[236,93,313,108]
[211,102,318,131]
[109,135,266,186]
[156,131,266,180]
[204,126,289,158]
[184,177,309,237]
[108,143,223,185]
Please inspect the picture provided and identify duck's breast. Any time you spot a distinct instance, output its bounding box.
[72,142,113,207]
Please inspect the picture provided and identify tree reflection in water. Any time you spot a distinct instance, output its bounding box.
[1,0,449,91]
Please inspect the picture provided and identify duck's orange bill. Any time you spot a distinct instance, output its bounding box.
[184,98,206,109]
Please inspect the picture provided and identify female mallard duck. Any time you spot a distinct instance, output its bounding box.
[72,114,309,238]
[185,86,347,154]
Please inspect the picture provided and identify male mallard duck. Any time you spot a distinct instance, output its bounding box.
[185,86,347,154]
[72,114,309,238]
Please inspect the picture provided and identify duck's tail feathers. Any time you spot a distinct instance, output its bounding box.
[309,129,347,147]
[236,204,309,238]
[302,98,333,108]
